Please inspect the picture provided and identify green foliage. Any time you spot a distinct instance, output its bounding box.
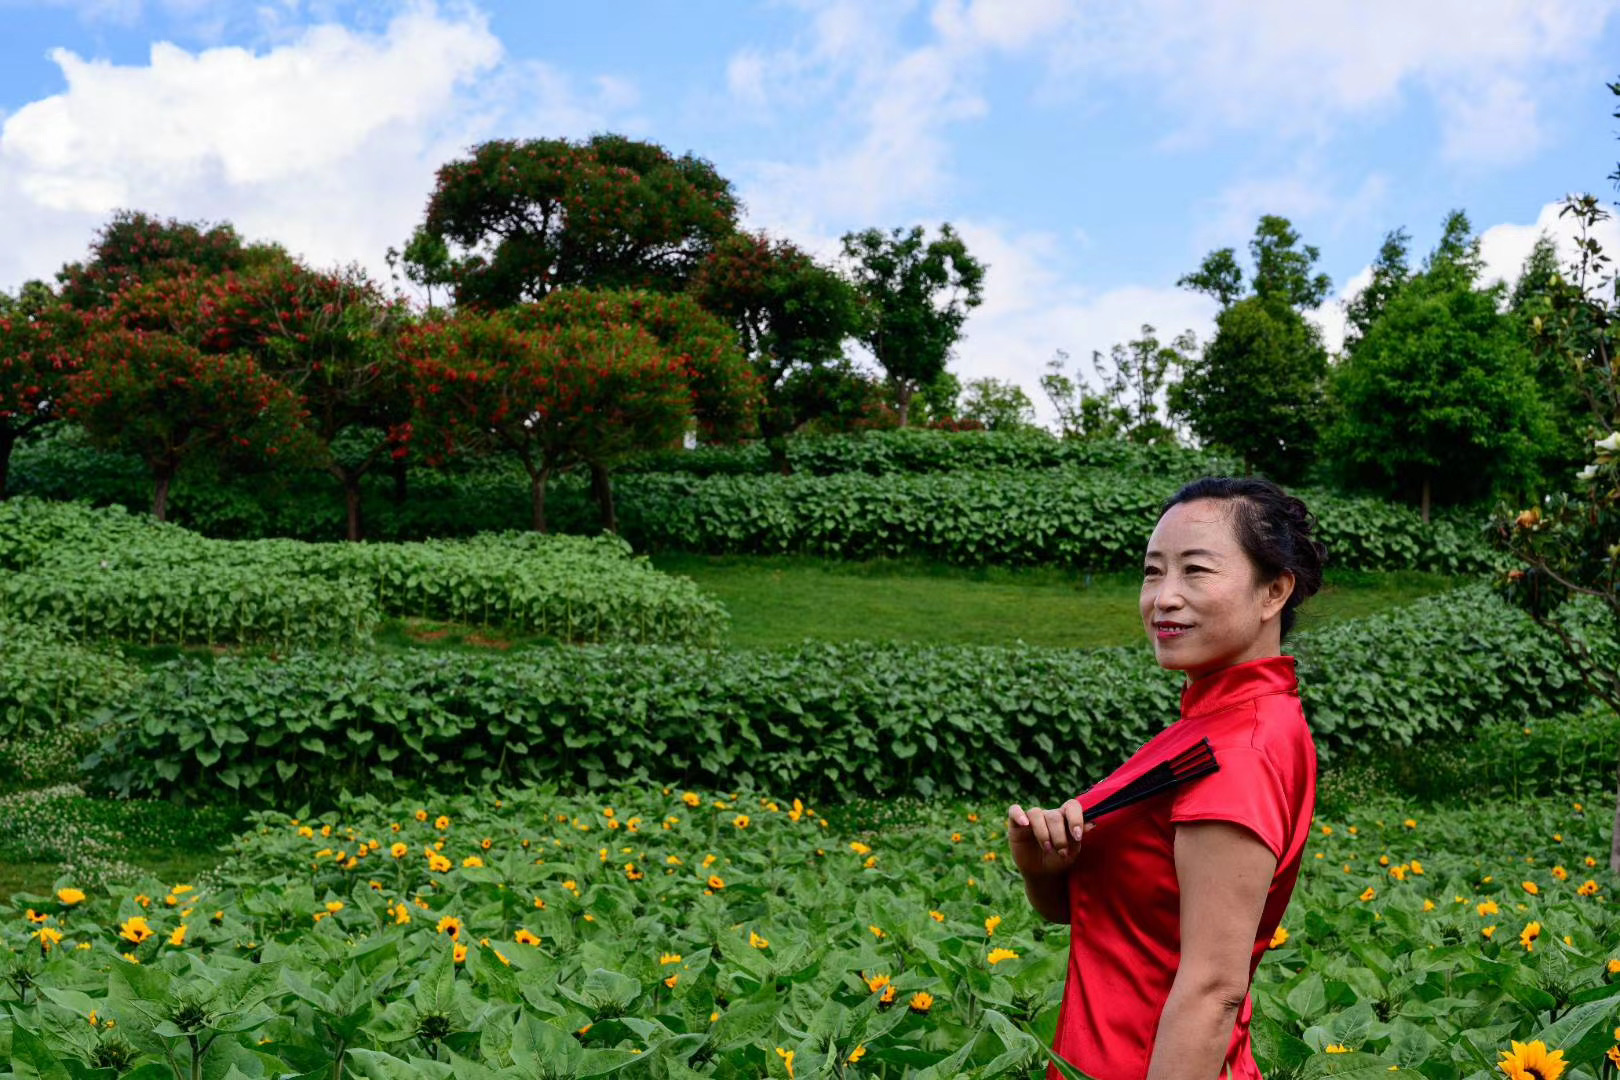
[1494,190,1620,745]
[1326,210,1551,516]
[1171,296,1328,483]
[1,783,1615,1076]
[66,328,314,520]
[841,224,986,426]
[82,586,1597,807]
[688,231,862,460]
[414,134,740,308]
[0,615,138,731]
[588,470,1501,573]
[0,499,728,649]
[957,378,1036,432]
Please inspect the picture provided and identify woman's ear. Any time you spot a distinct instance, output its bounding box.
[1263,570,1296,621]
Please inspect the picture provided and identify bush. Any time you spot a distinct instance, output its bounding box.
[0,499,728,648]
[617,428,1242,477]
[87,586,1601,808]
[587,471,1502,573]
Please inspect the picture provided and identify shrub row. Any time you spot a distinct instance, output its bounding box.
[597,471,1502,574]
[0,616,142,737]
[82,586,1607,807]
[618,428,1243,476]
[0,500,728,647]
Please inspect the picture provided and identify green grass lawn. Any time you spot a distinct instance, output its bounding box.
[651,554,1463,649]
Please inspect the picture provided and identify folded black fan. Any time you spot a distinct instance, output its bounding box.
[1085,738,1219,820]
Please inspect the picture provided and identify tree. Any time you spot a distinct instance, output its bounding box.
[96,261,411,541]
[0,284,78,498]
[1343,228,1412,347]
[1512,234,1592,484]
[487,289,759,530]
[1323,210,1551,521]
[909,371,962,426]
[1171,216,1331,481]
[56,209,287,313]
[1041,349,1127,441]
[409,134,740,309]
[841,224,986,427]
[405,311,687,533]
[688,231,862,470]
[1493,78,1620,872]
[64,329,310,520]
[1101,325,1193,444]
[959,377,1036,431]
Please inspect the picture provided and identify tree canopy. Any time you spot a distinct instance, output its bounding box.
[410,134,740,309]
[841,224,985,427]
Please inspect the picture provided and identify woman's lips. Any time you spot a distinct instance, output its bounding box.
[1155,623,1190,640]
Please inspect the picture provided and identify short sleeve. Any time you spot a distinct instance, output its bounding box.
[1168,745,1289,861]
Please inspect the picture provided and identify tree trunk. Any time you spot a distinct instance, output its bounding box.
[343,475,364,542]
[152,467,174,522]
[896,384,913,428]
[528,464,550,533]
[391,457,408,506]
[0,428,15,500]
[589,463,617,534]
[766,435,793,476]
[1420,473,1432,525]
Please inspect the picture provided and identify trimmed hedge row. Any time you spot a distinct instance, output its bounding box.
[83,586,1606,807]
[619,428,1243,477]
[597,471,1503,574]
[0,500,728,647]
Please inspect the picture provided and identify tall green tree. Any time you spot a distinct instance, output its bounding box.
[688,231,862,471]
[1041,349,1126,441]
[959,377,1036,431]
[1170,216,1331,481]
[1324,210,1551,521]
[409,134,740,309]
[840,224,986,427]
[1511,234,1592,482]
[1101,325,1193,444]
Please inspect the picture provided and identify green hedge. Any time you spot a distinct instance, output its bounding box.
[0,616,142,737]
[618,428,1243,476]
[597,471,1502,573]
[0,499,728,647]
[84,586,1606,807]
[7,434,1499,573]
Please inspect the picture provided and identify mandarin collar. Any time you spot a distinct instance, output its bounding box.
[1178,654,1298,720]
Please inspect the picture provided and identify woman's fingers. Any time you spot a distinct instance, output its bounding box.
[1061,798,1088,842]
[1007,803,1031,830]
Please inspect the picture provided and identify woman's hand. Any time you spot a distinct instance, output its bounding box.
[1007,798,1094,878]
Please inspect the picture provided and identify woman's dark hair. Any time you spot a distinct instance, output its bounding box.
[1160,476,1328,639]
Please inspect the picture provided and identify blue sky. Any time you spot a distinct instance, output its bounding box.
[3,0,1619,415]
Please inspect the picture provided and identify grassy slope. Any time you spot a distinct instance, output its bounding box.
[651,555,1462,649]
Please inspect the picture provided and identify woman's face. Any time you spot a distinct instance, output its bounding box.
[1139,498,1294,680]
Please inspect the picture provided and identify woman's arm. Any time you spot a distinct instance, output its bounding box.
[1021,867,1071,926]
[1145,820,1277,1080]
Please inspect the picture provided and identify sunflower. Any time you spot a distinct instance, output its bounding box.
[987,948,1020,965]
[119,916,153,945]
[1496,1039,1567,1080]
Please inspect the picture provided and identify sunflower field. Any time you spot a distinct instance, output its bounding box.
[3,782,1618,1079]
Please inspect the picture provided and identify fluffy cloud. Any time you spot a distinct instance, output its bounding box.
[0,3,630,291]
[944,219,1218,428]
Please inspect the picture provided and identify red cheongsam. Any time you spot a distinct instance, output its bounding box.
[1047,653,1317,1080]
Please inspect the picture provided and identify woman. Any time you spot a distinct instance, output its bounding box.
[1008,477,1325,1080]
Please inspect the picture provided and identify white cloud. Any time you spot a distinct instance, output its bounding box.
[945,219,1218,428]
[0,3,632,292]
[1035,0,1619,165]
[1478,200,1620,292]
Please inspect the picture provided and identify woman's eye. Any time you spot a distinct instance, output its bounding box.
[1185,566,1209,574]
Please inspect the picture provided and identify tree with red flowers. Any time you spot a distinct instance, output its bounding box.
[501,288,761,525]
[56,209,288,313]
[407,134,739,309]
[0,284,80,498]
[97,261,411,540]
[405,310,690,532]
[64,329,311,520]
